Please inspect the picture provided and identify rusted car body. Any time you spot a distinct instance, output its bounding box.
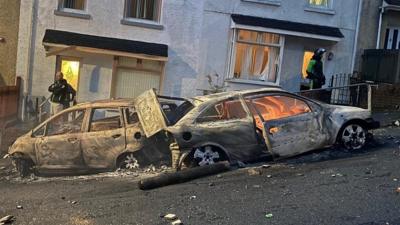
[9,87,379,176]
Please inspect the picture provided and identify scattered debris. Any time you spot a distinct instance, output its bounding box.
[217,174,222,178]
[68,201,78,205]
[162,214,177,220]
[393,120,400,127]
[16,205,23,210]
[253,185,261,188]
[265,213,273,218]
[171,219,183,225]
[261,164,271,169]
[331,174,336,177]
[2,154,9,159]
[296,173,304,177]
[248,168,262,176]
[266,175,272,178]
[61,196,66,200]
[0,215,14,224]
[365,170,372,175]
[189,196,197,200]
[396,187,400,194]
[394,178,398,182]
[0,167,5,170]
[208,182,215,187]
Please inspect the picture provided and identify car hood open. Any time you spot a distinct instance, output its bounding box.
[134,89,168,137]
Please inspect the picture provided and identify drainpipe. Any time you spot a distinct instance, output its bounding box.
[21,0,39,121]
[376,5,384,49]
[351,0,363,72]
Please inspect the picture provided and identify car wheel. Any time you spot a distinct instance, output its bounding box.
[192,146,224,167]
[12,158,33,178]
[118,153,140,169]
[340,123,367,150]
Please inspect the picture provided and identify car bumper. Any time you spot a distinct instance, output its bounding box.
[366,118,380,130]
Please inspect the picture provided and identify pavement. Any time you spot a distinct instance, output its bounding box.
[0,125,400,225]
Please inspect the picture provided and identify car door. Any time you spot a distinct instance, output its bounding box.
[245,93,327,159]
[35,108,86,170]
[183,96,263,161]
[80,107,126,169]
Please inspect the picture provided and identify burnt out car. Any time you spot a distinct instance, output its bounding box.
[9,87,379,176]
[8,99,177,176]
[134,88,379,168]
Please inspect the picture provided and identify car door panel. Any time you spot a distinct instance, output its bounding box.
[80,108,126,169]
[263,112,327,158]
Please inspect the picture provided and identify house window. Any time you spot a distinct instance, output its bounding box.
[58,0,86,11]
[308,0,331,9]
[232,29,283,83]
[124,0,162,22]
[384,28,400,50]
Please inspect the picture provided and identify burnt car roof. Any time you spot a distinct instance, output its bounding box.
[75,98,135,108]
[191,87,284,102]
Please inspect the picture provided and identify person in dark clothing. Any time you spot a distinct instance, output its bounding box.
[48,72,76,115]
[306,48,326,89]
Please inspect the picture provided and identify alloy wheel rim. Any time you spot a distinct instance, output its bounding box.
[342,124,366,150]
[124,154,140,169]
[193,146,220,166]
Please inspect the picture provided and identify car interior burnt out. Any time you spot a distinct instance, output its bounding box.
[157,95,195,125]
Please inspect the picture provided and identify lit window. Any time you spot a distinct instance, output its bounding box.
[58,0,86,11]
[125,0,162,22]
[302,51,314,79]
[232,29,282,83]
[309,0,331,8]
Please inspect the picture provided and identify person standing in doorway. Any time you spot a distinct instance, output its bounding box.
[48,71,75,115]
[306,48,326,89]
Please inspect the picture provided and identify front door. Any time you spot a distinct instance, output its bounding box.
[183,96,262,161]
[245,93,327,158]
[80,107,126,169]
[35,108,86,170]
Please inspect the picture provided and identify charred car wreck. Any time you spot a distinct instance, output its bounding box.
[8,88,380,176]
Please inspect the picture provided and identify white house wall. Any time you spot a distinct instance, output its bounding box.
[16,0,361,104]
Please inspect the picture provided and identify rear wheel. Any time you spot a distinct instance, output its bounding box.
[188,145,227,167]
[118,153,140,169]
[340,123,367,150]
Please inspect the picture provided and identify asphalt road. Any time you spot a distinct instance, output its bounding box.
[0,127,400,225]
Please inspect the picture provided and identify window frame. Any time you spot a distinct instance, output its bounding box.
[87,107,125,132]
[195,97,250,124]
[58,0,87,13]
[241,0,281,6]
[228,28,285,86]
[243,92,314,122]
[307,0,332,9]
[122,0,163,28]
[44,108,87,137]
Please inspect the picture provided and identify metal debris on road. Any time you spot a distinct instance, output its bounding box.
[189,195,196,200]
[171,219,183,225]
[162,214,177,220]
[261,164,271,169]
[2,154,9,159]
[208,182,215,187]
[248,168,262,176]
[393,120,400,127]
[16,205,23,209]
[265,213,273,218]
[266,175,272,178]
[0,215,14,225]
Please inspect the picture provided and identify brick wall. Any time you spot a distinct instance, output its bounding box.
[372,84,400,111]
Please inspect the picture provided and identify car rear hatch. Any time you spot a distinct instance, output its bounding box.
[134,89,168,137]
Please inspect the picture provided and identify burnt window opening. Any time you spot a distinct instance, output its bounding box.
[196,98,248,123]
[89,108,123,132]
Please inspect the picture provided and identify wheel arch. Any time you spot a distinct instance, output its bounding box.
[180,142,231,167]
[335,118,368,142]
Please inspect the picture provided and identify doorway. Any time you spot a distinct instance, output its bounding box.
[56,57,81,92]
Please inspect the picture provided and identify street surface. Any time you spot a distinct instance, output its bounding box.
[0,127,400,225]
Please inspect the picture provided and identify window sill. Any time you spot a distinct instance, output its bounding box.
[304,7,335,15]
[226,78,280,87]
[241,0,281,6]
[121,18,164,30]
[54,10,91,19]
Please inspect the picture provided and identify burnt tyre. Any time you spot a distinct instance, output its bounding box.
[12,158,33,178]
[189,145,227,167]
[340,123,367,150]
